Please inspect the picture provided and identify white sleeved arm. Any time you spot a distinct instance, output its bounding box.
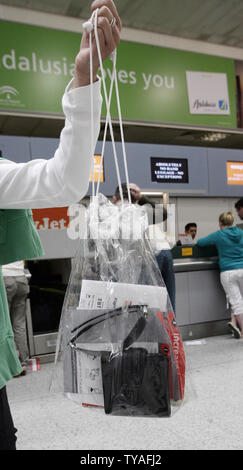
[0,79,102,209]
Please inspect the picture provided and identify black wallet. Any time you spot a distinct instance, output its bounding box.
[69,305,171,417]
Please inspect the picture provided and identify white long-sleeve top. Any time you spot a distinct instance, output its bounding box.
[2,260,25,277]
[0,79,102,209]
[146,223,175,251]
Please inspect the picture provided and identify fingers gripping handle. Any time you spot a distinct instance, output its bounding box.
[83,13,117,62]
[83,20,93,33]
[82,8,97,33]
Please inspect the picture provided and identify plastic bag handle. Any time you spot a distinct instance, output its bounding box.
[122,315,147,350]
[84,9,131,203]
[69,304,148,351]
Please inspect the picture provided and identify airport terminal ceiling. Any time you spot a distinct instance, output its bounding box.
[2,114,243,149]
[2,0,243,47]
[2,0,243,148]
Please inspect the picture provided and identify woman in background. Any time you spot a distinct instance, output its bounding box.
[197,212,243,338]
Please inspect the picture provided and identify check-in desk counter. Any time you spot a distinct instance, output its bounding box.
[26,258,71,362]
[172,245,230,340]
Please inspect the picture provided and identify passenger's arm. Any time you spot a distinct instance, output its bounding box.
[0,0,121,209]
[0,81,101,209]
[197,232,218,247]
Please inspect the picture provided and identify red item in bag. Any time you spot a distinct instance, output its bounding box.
[156,311,185,401]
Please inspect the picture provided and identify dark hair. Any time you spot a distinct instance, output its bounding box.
[185,222,197,232]
[235,198,243,210]
[114,183,136,203]
[114,183,167,223]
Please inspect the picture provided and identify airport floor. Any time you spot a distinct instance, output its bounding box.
[6,333,243,451]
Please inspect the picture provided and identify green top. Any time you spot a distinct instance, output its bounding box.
[0,208,43,389]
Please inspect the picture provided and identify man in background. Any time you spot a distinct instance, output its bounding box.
[185,222,197,242]
[177,222,197,245]
[113,183,176,313]
[235,198,243,230]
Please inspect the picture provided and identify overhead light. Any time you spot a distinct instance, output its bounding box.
[141,191,165,196]
[200,132,228,142]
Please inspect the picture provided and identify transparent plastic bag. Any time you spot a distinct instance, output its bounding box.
[51,8,187,417]
[52,194,186,417]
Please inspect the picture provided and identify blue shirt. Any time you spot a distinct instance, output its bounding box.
[197,226,243,272]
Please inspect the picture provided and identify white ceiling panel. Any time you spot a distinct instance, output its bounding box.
[0,0,70,14]
[2,0,243,48]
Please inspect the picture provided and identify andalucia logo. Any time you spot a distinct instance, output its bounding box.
[0,85,24,108]
[218,99,228,111]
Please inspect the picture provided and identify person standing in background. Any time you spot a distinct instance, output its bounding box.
[177,222,197,246]
[2,261,29,376]
[114,183,176,314]
[129,184,176,313]
[197,211,243,338]
[146,214,176,315]
[185,223,197,242]
[235,198,243,230]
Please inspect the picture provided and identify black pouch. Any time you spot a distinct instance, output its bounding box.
[101,349,170,416]
[69,305,171,417]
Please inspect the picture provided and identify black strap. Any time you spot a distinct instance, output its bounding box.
[69,304,148,351]
[122,315,147,350]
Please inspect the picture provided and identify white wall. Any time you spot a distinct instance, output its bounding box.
[171,196,242,240]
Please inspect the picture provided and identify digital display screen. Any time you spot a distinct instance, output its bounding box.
[227,161,243,185]
[151,157,189,183]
